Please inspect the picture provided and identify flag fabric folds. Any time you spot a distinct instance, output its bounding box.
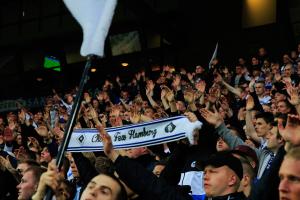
[208,42,218,69]
[63,0,118,57]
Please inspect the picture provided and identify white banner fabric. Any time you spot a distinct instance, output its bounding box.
[67,116,202,152]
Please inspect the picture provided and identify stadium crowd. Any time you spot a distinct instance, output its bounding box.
[1,43,300,200]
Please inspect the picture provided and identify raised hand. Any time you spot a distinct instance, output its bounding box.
[207,87,220,104]
[35,125,49,137]
[184,112,198,122]
[214,73,223,84]
[89,106,98,119]
[146,87,153,97]
[130,111,141,124]
[187,73,193,81]
[278,114,300,145]
[184,90,195,104]
[287,85,300,106]
[161,88,167,99]
[249,79,256,92]
[96,92,104,101]
[200,108,223,128]
[32,160,60,200]
[166,90,175,102]
[246,95,255,111]
[97,126,119,162]
[195,80,206,94]
[40,160,59,190]
[0,155,13,171]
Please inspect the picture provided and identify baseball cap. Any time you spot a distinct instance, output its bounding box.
[231,145,258,167]
[203,151,243,180]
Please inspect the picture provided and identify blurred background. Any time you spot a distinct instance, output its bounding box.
[0,0,299,99]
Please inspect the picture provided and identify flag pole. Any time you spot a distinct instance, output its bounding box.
[45,54,97,200]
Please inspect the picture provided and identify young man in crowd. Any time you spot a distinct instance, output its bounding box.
[16,166,45,200]
[278,146,300,200]
[98,125,246,200]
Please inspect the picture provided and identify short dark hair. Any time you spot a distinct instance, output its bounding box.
[18,159,39,167]
[255,112,274,124]
[102,173,127,200]
[24,166,46,184]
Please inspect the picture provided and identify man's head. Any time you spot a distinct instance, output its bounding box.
[271,62,280,74]
[258,47,267,57]
[216,137,230,152]
[68,155,80,179]
[282,54,292,65]
[251,56,260,66]
[266,126,284,153]
[279,147,300,200]
[40,147,53,163]
[283,64,293,78]
[80,173,127,200]
[254,81,265,96]
[125,147,149,159]
[274,90,287,102]
[203,152,243,197]
[236,156,256,197]
[254,112,274,138]
[195,65,205,74]
[16,166,44,200]
[277,100,292,114]
[17,159,39,176]
[252,66,261,77]
[235,65,243,75]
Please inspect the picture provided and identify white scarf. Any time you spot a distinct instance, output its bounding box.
[67,116,202,152]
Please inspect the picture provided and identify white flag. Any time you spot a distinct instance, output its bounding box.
[208,42,218,69]
[63,0,118,57]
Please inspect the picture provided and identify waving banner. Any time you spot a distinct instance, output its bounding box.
[67,116,202,152]
[208,42,218,69]
[63,0,118,57]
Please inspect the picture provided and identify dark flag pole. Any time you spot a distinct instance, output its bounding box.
[45,55,96,200]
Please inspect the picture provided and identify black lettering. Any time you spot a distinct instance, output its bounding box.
[114,132,127,142]
[128,130,135,139]
[91,134,102,142]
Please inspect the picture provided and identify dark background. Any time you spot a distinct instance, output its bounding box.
[0,0,299,99]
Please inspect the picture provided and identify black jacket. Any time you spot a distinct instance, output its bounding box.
[205,192,246,200]
[115,155,247,200]
[248,145,286,200]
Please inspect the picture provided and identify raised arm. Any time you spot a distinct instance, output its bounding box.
[98,126,192,200]
[200,108,245,149]
[245,95,261,143]
[215,73,242,98]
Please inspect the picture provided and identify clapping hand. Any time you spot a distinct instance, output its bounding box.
[200,108,223,128]
[278,114,300,145]
[286,84,300,106]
